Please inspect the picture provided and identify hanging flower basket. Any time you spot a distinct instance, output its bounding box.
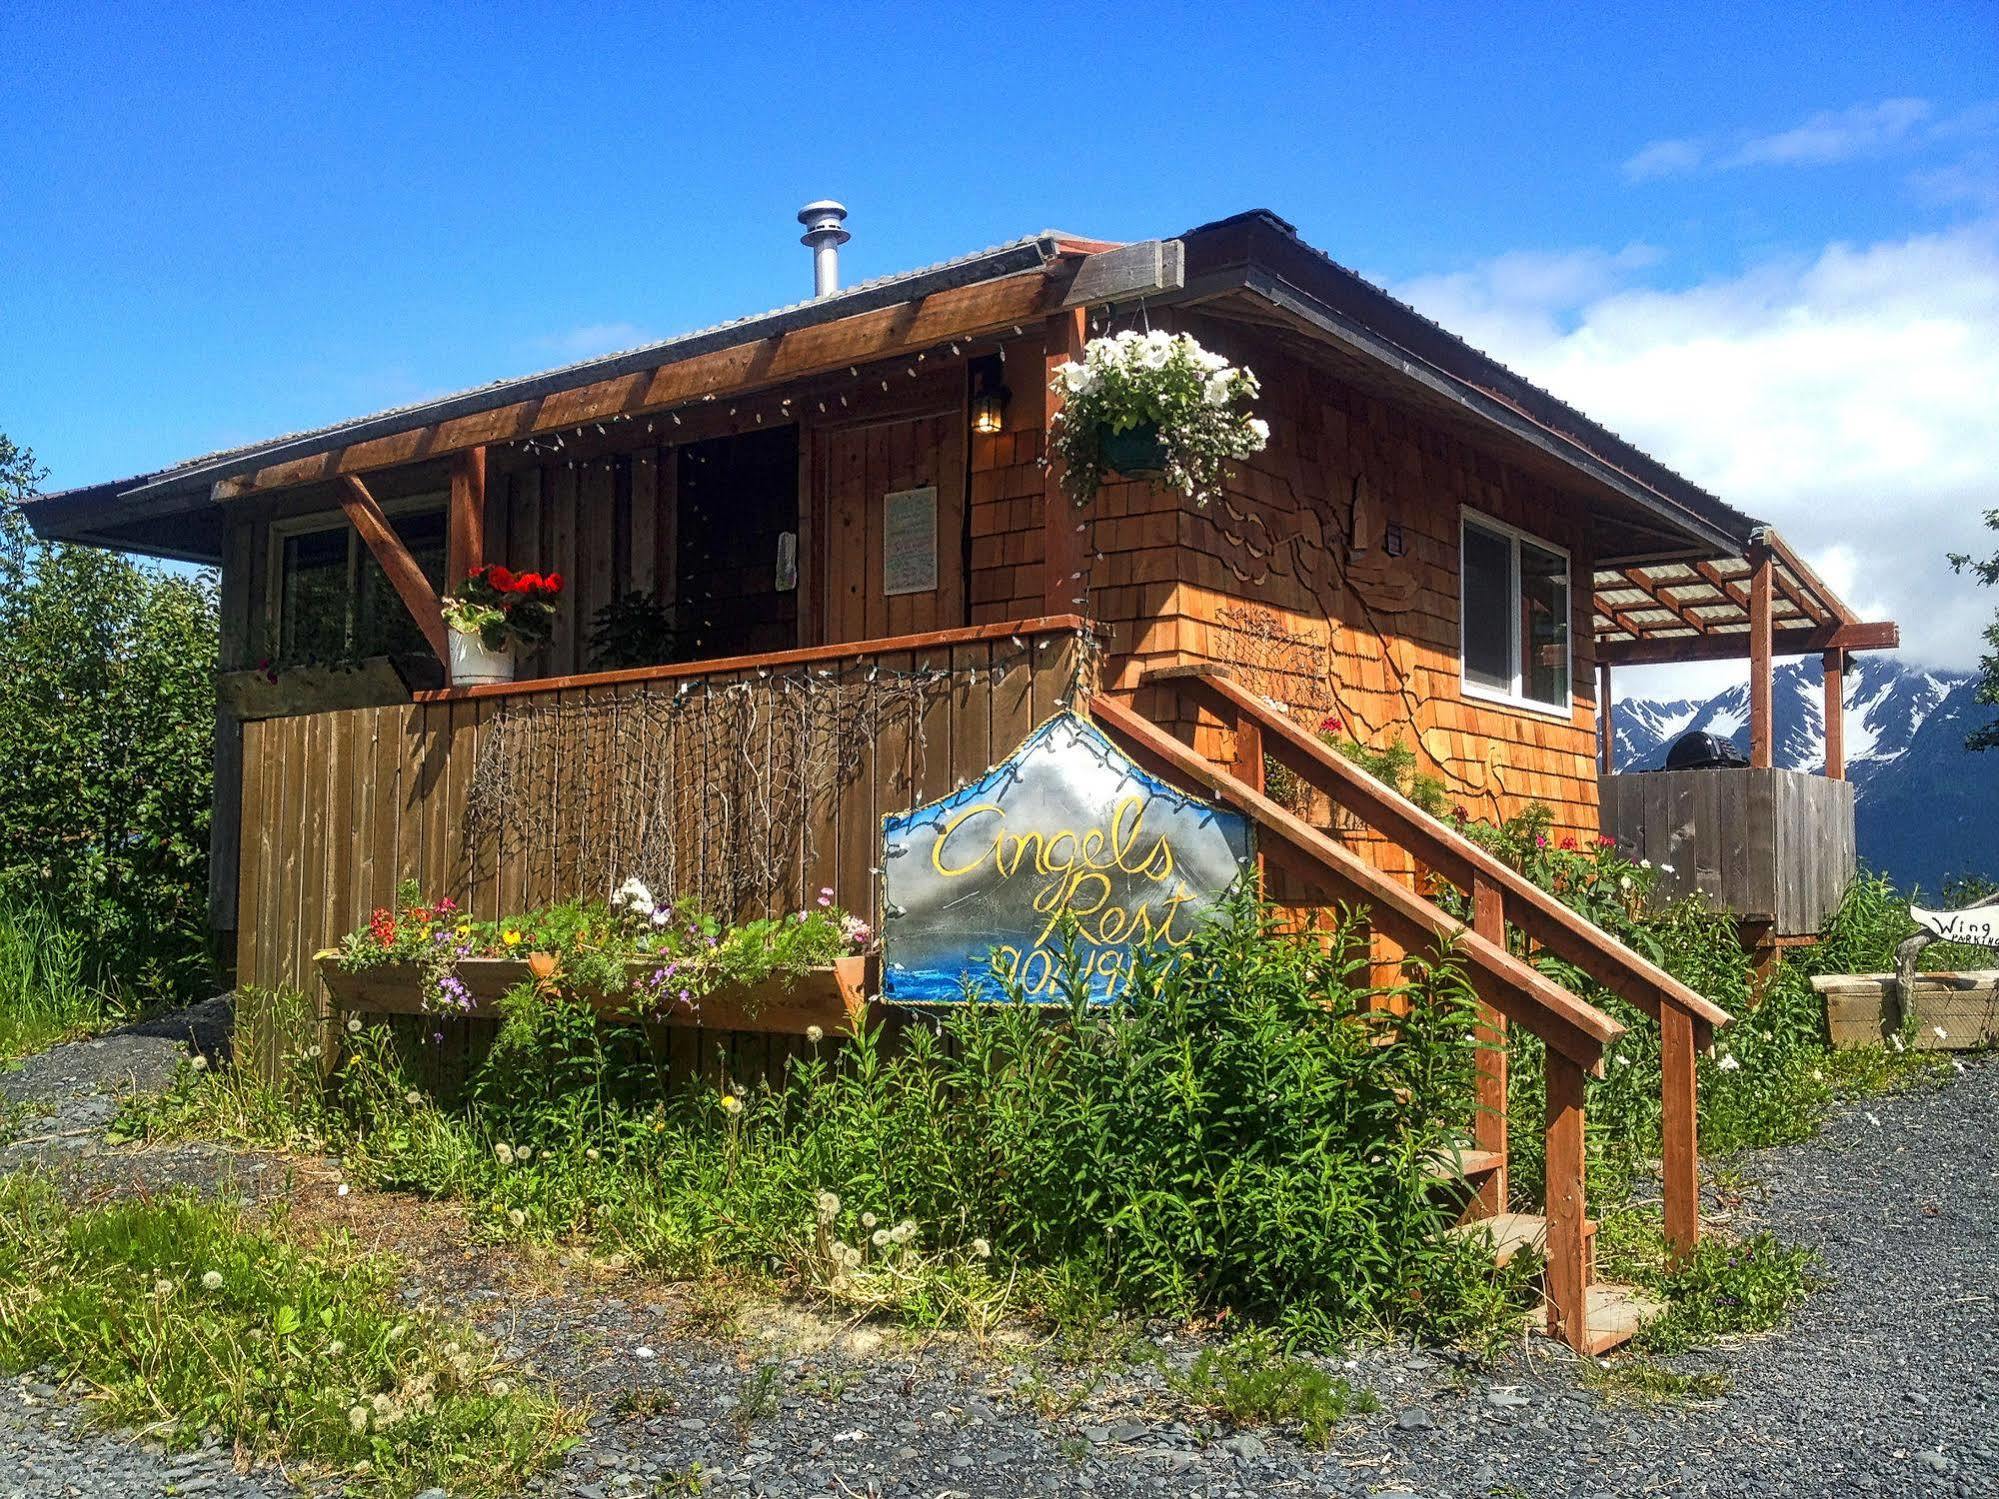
[1049,330,1269,507]
[1097,421,1168,478]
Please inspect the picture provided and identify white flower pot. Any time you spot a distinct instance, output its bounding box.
[448,631,515,686]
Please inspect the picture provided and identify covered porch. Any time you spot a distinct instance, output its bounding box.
[1593,527,1898,940]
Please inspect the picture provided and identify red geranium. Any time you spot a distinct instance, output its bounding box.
[1319,715,1346,735]
[487,565,517,593]
[1560,836,1577,850]
[541,572,564,596]
[514,571,544,595]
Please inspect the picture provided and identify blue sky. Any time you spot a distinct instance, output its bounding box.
[3,1,1996,673]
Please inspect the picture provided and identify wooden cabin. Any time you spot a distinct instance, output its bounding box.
[21,206,1896,1351]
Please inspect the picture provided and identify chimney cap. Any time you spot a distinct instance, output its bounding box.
[798,199,851,247]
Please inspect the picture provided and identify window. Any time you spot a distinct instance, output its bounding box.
[273,501,447,661]
[1459,512,1571,713]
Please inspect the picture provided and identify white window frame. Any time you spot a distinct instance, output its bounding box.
[266,492,446,658]
[1458,506,1574,720]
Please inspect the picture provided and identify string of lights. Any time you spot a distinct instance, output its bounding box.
[462,631,1102,919]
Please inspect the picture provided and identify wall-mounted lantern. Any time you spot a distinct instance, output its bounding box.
[969,357,1010,435]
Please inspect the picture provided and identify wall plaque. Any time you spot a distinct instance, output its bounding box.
[882,486,938,596]
[881,711,1253,1003]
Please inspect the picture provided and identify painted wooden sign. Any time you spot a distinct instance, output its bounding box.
[880,710,1253,1003]
[1911,904,1999,950]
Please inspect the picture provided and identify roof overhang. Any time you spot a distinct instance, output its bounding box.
[1166,212,1759,565]
[19,232,1178,564]
[1594,526,1897,666]
[21,208,1782,582]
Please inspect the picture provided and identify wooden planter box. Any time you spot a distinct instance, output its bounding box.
[313,952,872,1036]
[1811,970,1999,1051]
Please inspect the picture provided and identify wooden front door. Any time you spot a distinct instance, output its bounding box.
[815,411,966,644]
[673,426,800,660]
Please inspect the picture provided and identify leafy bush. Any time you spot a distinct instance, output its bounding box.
[0,1174,577,1496]
[0,446,217,1005]
[139,895,1532,1351]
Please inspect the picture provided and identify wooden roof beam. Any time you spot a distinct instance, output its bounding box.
[214,271,1071,500]
[1596,617,1897,666]
[1617,568,1711,634]
[340,475,448,665]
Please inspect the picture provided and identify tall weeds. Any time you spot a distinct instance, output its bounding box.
[134,894,1533,1349]
[0,900,108,1060]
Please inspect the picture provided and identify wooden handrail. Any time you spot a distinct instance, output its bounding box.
[1138,664,1726,1259]
[417,615,1095,703]
[1145,666,1733,1040]
[1088,695,1624,1070]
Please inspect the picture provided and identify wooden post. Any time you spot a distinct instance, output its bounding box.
[1472,871,1509,1216]
[1543,1052,1591,1351]
[1823,647,1846,780]
[1042,308,1090,617]
[1748,540,1774,770]
[1234,708,1266,892]
[1597,660,1614,774]
[340,475,449,664]
[448,446,488,587]
[1660,1004,1700,1262]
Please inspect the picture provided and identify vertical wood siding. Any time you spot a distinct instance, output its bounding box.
[236,627,1087,1077]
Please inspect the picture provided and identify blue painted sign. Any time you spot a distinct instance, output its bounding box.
[880,710,1253,1003]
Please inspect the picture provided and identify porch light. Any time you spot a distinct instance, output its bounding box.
[970,360,1009,435]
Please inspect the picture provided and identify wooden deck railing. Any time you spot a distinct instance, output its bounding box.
[235,616,1095,1086]
[1134,665,1732,1261]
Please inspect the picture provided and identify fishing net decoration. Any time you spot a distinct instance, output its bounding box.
[460,635,1098,919]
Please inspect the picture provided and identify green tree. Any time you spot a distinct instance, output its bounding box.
[1951,510,1999,751]
[0,432,218,1000]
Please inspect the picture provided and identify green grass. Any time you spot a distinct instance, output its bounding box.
[1591,1207,1823,1356]
[128,898,1537,1353]
[1164,1330,1379,1446]
[0,1173,579,1496]
[1579,1358,1731,1405]
[0,902,111,1062]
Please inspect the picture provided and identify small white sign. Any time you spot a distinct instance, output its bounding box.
[1912,905,1999,949]
[882,486,938,597]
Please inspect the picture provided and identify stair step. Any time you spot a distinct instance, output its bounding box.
[1526,1282,1666,1355]
[1422,1146,1504,1182]
[1446,1212,1598,1269]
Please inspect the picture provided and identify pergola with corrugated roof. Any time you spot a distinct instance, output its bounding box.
[1591,527,1897,780]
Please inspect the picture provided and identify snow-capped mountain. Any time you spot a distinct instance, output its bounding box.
[1613,655,1998,895]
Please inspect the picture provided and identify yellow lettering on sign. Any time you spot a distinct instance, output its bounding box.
[931,792,1218,992]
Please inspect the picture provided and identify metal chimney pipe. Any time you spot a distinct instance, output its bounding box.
[797,200,850,298]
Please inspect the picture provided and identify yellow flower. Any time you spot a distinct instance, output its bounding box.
[720,1094,743,1116]
[502,930,523,948]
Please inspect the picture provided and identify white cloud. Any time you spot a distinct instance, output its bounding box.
[1624,138,1704,182]
[1624,97,1995,181]
[1725,97,1932,168]
[1396,220,1999,679]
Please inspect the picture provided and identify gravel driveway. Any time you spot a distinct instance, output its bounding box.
[1,1015,1993,1499]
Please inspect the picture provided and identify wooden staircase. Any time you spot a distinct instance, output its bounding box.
[1091,669,1733,1354]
